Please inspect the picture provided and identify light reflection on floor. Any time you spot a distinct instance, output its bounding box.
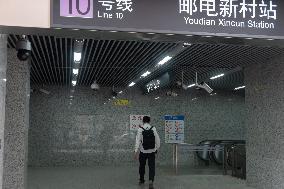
[28,166,254,189]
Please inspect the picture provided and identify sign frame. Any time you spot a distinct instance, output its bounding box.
[165,115,185,144]
[51,0,284,39]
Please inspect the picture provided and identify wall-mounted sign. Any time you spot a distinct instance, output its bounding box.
[165,115,185,144]
[51,0,284,38]
[114,99,129,106]
[143,72,170,94]
[130,115,150,131]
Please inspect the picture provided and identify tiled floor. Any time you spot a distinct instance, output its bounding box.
[28,166,254,189]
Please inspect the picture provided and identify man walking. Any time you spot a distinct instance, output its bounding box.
[134,116,160,189]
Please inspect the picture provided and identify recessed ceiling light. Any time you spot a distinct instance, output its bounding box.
[90,30,97,32]
[155,97,160,100]
[183,42,192,47]
[157,56,172,66]
[204,36,213,38]
[119,91,123,94]
[266,38,275,41]
[110,30,118,33]
[74,52,82,62]
[225,36,233,39]
[188,84,196,88]
[72,80,77,86]
[75,39,84,43]
[166,34,175,36]
[72,29,79,31]
[73,69,79,75]
[245,37,253,40]
[54,28,62,30]
[186,34,193,37]
[70,95,74,98]
[129,82,136,87]
[147,33,155,35]
[210,73,225,80]
[128,31,137,34]
[141,71,151,78]
[234,86,246,90]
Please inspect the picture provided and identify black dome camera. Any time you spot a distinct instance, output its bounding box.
[16,36,31,61]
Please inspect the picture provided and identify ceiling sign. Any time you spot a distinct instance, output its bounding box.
[143,72,170,94]
[114,99,130,106]
[51,0,284,38]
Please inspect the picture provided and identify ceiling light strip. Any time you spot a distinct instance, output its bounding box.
[234,86,246,90]
[111,41,154,87]
[120,43,174,87]
[210,73,225,80]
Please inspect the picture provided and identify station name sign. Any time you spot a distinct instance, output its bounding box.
[51,0,284,38]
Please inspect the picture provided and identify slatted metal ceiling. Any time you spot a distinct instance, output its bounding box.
[7,34,284,90]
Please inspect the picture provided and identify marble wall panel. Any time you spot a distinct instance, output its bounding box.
[29,86,245,167]
[245,54,284,188]
[2,49,30,189]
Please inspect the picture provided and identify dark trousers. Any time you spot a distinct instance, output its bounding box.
[139,152,156,182]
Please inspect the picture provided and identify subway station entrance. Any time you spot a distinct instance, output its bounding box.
[0,0,284,189]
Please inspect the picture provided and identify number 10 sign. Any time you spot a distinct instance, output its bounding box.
[165,115,185,144]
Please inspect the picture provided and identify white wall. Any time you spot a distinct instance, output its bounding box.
[0,0,50,28]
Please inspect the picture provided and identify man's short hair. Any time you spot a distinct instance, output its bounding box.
[143,116,150,123]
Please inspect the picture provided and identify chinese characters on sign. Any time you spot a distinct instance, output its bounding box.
[98,0,134,20]
[114,99,130,106]
[60,0,134,20]
[54,0,284,38]
[179,0,277,29]
[165,115,185,144]
[146,80,161,93]
[130,115,149,131]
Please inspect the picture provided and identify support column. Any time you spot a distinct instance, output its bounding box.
[2,48,30,189]
[0,34,7,189]
[245,54,284,189]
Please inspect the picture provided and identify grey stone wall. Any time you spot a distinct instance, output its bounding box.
[3,49,30,189]
[29,86,244,166]
[0,34,7,189]
[245,54,284,189]
[29,86,245,167]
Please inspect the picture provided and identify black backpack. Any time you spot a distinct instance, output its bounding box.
[140,126,155,150]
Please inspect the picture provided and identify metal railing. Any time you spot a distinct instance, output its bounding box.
[171,141,246,179]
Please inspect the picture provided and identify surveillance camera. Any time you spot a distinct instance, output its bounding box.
[176,81,188,90]
[91,81,100,91]
[196,82,213,94]
[16,36,31,61]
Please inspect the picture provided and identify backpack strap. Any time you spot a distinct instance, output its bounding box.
[139,126,146,131]
[149,126,154,130]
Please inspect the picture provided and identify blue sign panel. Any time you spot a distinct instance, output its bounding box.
[165,115,185,144]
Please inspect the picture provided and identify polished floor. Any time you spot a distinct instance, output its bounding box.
[28,166,254,189]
